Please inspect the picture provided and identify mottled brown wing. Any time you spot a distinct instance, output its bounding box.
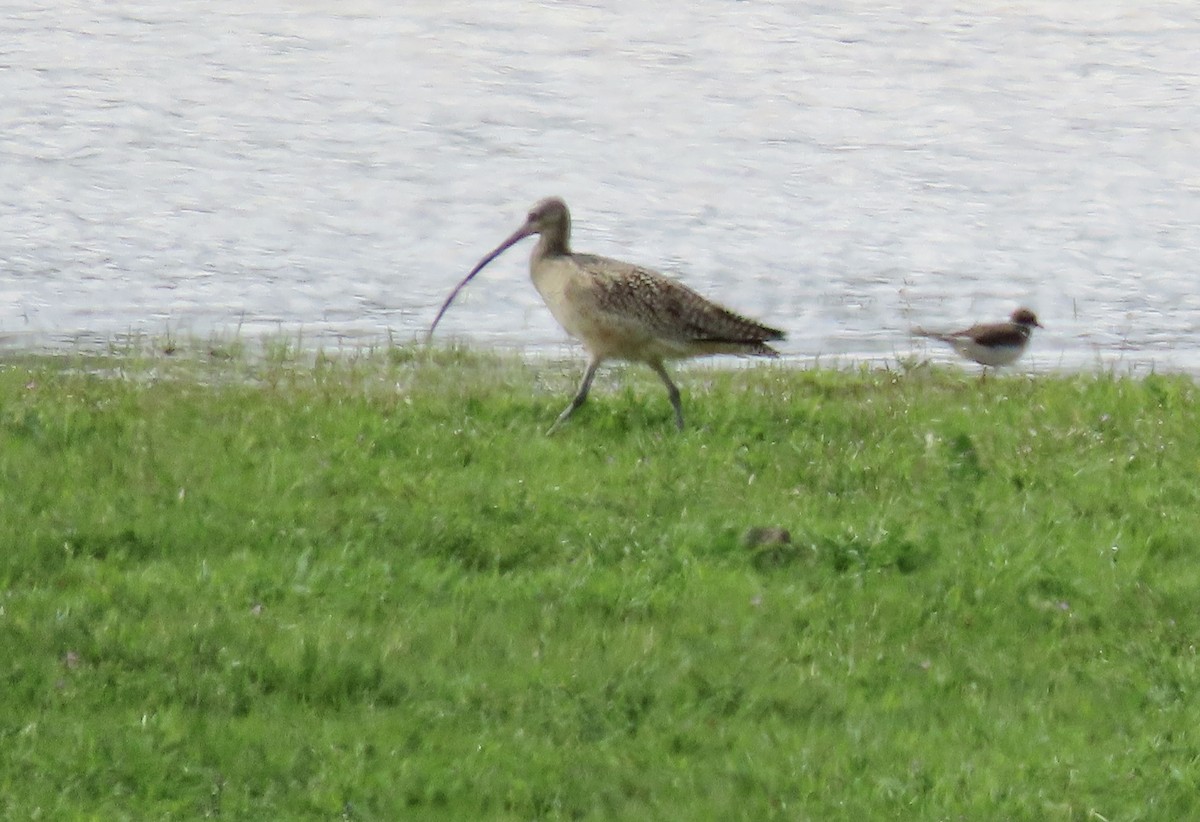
[574,254,784,347]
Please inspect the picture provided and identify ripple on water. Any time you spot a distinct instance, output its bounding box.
[2,1,1199,373]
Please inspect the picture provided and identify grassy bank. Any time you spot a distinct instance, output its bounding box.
[1,345,1198,819]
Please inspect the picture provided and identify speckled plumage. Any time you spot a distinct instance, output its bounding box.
[427,196,784,432]
[562,254,782,356]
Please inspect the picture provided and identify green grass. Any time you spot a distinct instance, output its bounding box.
[2,344,1198,820]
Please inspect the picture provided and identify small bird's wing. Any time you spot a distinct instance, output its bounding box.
[915,321,1024,347]
[573,254,784,350]
[957,322,1026,348]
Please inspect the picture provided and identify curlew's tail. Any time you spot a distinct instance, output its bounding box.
[691,313,784,357]
[747,341,781,357]
[692,310,785,355]
[687,338,781,358]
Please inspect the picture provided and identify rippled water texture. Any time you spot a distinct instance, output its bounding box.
[3,1,1199,371]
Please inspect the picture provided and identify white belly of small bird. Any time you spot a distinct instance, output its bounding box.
[949,338,1024,367]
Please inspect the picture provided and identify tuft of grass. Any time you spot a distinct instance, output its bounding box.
[1,344,1198,819]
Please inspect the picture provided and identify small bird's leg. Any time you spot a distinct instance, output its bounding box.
[547,358,600,435]
[648,361,684,431]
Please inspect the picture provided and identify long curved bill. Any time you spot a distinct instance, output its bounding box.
[425,220,536,345]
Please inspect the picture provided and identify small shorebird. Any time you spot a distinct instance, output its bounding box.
[427,197,784,433]
[914,307,1043,370]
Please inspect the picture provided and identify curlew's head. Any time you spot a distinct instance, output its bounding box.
[521,197,571,252]
[1010,307,1043,329]
[426,197,572,344]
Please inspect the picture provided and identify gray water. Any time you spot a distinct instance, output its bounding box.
[3,1,1199,373]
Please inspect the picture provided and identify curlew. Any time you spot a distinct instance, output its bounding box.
[913,307,1043,370]
[427,197,785,433]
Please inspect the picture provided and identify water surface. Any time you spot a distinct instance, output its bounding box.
[3,1,1199,373]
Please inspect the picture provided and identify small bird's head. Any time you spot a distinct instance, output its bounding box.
[1011,308,1043,329]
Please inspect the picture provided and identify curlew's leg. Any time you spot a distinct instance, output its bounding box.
[648,360,684,431]
[547,357,600,435]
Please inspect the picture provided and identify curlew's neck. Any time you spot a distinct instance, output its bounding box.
[532,220,571,263]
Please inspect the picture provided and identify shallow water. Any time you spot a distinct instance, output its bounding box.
[3,1,1199,373]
